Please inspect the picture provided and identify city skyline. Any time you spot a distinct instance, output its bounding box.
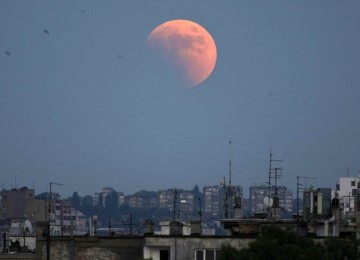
[1,1,360,197]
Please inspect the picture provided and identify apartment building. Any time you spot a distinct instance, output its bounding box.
[249,185,293,215]
[336,176,360,215]
[50,200,87,236]
[203,186,224,218]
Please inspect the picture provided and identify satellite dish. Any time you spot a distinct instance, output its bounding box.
[24,220,33,235]
[263,196,273,207]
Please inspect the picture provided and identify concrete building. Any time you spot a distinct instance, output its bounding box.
[49,200,87,236]
[92,187,116,207]
[249,184,268,214]
[0,187,36,220]
[125,195,144,208]
[143,235,252,260]
[178,190,194,218]
[158,189,195,218]
[124,192,158,209]
[303,188,332,219]
[249,185,292,216]
[158,189,175,211]
[336,176,360,215]
[0,187,46,253]
[34,220,254,260]
[203,186,224,218]
[117,191,125,207]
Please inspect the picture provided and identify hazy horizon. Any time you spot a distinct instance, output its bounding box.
[1,1,359,198]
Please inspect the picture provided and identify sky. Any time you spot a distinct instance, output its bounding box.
[1,1,360,198]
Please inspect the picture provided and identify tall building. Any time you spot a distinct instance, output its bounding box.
[117,192,125,207]
[203,186,224,218]
[158,189,195,219]
[50,200,87,236]
[0,187,36,220]
[336,176,360,215]
[158,189,176,211]
[92,187,116,207]
[303,188,332,219]
[178,190,194,217]
[249,185,268,214]
[124,191,158,209]
[125,195,144,208]
[249,185,293,215]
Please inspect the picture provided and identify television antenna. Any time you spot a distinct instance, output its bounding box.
[296,176,316,219]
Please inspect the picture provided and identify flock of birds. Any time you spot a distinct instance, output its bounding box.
[4,28,50,58]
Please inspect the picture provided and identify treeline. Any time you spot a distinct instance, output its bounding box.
[219,225,358,260]
[35,190,174,231]
[70,190,173,229]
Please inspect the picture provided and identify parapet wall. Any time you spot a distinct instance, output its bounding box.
[36,236,144,260]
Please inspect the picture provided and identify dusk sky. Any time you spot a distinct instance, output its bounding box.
[1,1,360,197]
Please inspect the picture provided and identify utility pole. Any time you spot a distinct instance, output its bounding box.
[222,177,228,218]
[47,182,62,260]
[122,213,136,236]
[273,168,282,206]
[267,149,282,218]
[108,217,111,236]
[129,213,132,236]
[198,197,202,227]
[274,168,283,197]
[173,189,178,221]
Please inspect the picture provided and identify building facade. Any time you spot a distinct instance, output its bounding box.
[336,176,359,215]
[203,186,224,218]
[249,185,293,216]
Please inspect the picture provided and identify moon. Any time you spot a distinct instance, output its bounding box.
[146,19,217,87]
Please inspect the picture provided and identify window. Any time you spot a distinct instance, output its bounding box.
[195,249,220,260]
[160,249,170,260]
[205,250,215,260]
[351,181,356,186]
[196,250,204,260]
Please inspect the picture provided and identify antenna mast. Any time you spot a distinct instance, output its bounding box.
[228,140,233,218]
[267,149,282,201]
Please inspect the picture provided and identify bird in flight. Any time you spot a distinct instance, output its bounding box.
[43,29,50,34]
[4,51,11,56]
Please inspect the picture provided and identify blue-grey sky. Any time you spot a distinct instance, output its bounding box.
[1,1,359,197]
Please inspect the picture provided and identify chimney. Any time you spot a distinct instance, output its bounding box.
[169,221,183,236]
[144,219,154,236]
[190,221,201,236]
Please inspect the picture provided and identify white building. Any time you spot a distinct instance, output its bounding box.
[336,176,360,215]
[50,200,88,236]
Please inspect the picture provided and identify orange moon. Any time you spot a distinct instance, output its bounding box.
[146,19,217,87]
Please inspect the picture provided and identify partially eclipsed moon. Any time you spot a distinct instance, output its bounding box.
[147,19,217,87]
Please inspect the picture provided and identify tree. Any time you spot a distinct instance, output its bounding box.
[192,184,201,200]
[35,192,61,201]
[218,225,358,260]
[82,195,93,208]
[105,190,119,213]
[71,191,81,209]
